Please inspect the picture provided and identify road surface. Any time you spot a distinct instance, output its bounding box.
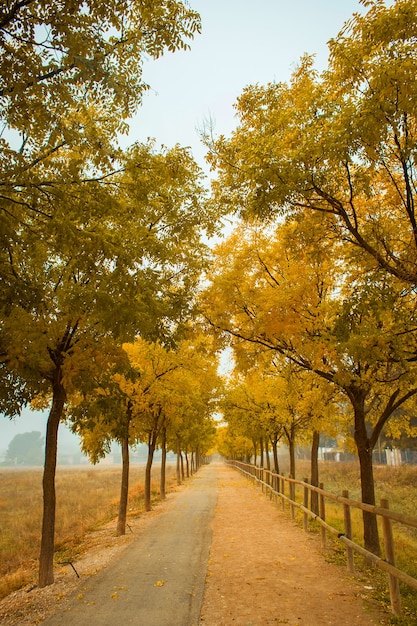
[43,464,218,626]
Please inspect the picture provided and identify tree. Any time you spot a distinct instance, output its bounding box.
[216,424,253,462]
[205,1,417,287]
[0,1,209,589]
[69,346,138,536]
[222,350,338,491]
[1,140,213,587]
[123,335,220,509]
[0,0,201,188]
[1,2,202,336]
[202,220,417,554]
[75,333,219,532]
[121,338,183,513]
[5,431,44,465]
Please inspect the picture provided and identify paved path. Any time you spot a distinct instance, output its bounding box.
[43,465,218,626]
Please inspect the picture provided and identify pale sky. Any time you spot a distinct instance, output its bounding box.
[127,0,367,173]
[1,0,368,451]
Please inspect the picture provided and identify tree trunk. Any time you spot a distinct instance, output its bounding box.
[145,436,156,512]
[353,401,380,555]
[180,451,185,481]
[160,426,167,500]
[271,435,280,474]
[39,375,66,588]
[310,430,320,516]
[116,435,130,536]
[285,426,296,478]
[289,439,296,478]
[265,439,270,471]
[259,437,265,467]
[185,452,190,478]
[176,435,182,485]
[252,439,257,466]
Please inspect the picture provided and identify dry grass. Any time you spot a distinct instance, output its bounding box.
[0,462,176,600]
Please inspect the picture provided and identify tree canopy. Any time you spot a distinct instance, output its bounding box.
[206,0,417,286]
[202,214,417,553]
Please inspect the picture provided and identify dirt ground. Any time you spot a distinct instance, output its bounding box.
[0,462,390,625]
[200,464,389,625]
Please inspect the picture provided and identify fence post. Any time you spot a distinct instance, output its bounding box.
[319,482,326,549]
[342,490,354,573]
[290,477,295,520]
[281,477,285,511]
[381,498,402,616]
[272,473,278,504]
[303,479,309,532]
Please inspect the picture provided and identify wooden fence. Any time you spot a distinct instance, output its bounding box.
[226,459,417,616]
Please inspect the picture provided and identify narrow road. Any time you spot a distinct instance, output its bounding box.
[43,465,218,626]
[41,462,387,626]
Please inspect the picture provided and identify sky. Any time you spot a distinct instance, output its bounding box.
[126,0,367,173]
[0,0,368,453]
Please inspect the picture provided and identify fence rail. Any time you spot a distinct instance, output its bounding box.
[226,459,417,617]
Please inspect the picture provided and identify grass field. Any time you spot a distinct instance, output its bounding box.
[277,459,417,625]
[0,462,177,600]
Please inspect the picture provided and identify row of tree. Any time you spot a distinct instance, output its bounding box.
[3,0,417,588]
[200,0,417,558]
[0,0,224,589]
[71,335,219,535]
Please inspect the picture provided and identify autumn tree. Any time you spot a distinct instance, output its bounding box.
[202,0,417,554]
[216,424,253,462]
[1,139,214,586]
[69,346,139,536]
[205,1,417,287]
[222,351,338,490]
[0,0,209,589]
[0,0,201,211]
[203,220,417,554]
[75,334,219,527]
[121,339,184,513]
[1,1,202,351]
[123,335,219,507]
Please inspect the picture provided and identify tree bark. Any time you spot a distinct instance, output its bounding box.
[145,435,156,512]
[265,439,271,471]
[285,425,296,478]
[310,430,320,516]
[38,374,66,588]
[116,435,130,536]
[259,437,265,467]
[271,435,280,474]
[160,425,167,500]
[176,435,182,485]
[252,439,258,466]
[352,390,381,555]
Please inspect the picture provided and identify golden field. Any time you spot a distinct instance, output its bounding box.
[0,463,176,599]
